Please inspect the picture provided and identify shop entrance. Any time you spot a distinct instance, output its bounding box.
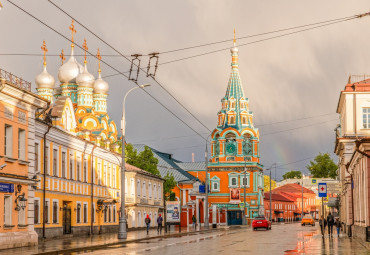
[227,210,242,225]
[62,202,72,234]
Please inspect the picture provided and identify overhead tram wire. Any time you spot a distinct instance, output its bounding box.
[46,0,213,136]
[7,0,207,142]
[0,12,360,58]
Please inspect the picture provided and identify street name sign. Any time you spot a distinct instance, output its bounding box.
[318,183,327,197]
[0,183,14,193]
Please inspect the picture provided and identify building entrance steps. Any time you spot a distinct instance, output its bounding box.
[0,226,232,255]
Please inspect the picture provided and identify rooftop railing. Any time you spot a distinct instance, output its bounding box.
[0,68,31,92]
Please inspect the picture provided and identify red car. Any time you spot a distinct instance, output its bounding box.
[252,216,271,231]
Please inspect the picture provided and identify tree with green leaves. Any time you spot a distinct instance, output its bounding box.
[124,143,160,177]
[282,170,302,180]
[163,172,177,201]
[306,153,337,179]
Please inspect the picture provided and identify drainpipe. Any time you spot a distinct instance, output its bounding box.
[90,145,96,235]
[177,183,183,228]
[43,124,52,239]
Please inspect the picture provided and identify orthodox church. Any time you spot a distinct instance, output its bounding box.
[35,21,118,147]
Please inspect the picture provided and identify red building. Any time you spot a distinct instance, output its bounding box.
[264,193,297,222]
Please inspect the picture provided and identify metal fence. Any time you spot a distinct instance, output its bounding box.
[0,68,31,92]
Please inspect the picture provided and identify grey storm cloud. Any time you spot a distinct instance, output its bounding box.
[0,0,369,179]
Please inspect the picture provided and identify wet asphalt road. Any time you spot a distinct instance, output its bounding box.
[81,223,369,255]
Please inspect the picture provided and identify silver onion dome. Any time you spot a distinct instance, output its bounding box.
[76,64,95,88]
[231,46,239,54]
[58,48,83,84]
[93,72,109,94]
[35,66,55,89]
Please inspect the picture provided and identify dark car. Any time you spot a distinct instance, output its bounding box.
[252,216,271,231]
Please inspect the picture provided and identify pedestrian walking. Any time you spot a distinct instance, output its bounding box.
[335,218,341,237]
[319,217,325,236]
[192,215,196,229]
[145,214,151,234]
[157,214,163,234]
[327,212,334,237]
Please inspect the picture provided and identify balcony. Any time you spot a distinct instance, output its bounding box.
[0,68,31,92]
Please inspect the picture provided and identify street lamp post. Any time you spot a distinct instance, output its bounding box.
[267,163,277,222]
[118,84,150,240]
[242,160,247,225]
[301,178,304,220]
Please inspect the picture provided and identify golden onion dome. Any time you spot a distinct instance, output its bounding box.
[58,48,83,84]
[35,66,55,89]
[76,64,95,88]
[93,72,109,94]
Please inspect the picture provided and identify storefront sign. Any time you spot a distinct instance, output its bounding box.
[166,201,180,223]
[0,183,14,193]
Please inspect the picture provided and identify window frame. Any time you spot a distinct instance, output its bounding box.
[4,124,13,157]
[18,128,26,160]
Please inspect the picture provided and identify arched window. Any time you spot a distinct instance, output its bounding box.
[229,116,235,124]
[225,133,236,142]
[242,116,247,125]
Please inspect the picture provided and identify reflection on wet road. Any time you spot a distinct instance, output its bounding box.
[83,223,368,255]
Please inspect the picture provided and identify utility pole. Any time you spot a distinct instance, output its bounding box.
[242,160,247,225]
[204,140,209,229]
[301,179,304,220]
[269,167,272,222]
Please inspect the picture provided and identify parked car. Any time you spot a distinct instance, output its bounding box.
[252,216,271,230]
[301,214,315,226]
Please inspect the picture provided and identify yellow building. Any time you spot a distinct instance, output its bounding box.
[0,70,48,249]
[31,21,164,238]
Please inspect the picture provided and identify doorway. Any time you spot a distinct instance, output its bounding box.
[63,202,72,234]
[227,210,242,225]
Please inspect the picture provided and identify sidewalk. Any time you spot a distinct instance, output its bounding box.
[0,225,230,255]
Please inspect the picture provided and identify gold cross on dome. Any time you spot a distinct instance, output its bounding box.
[82,38,88,63]
[59,49,65,65]
[233,29,236,44]
[69,19,77,43]
[96,48,102,72]
[41,40,48,66]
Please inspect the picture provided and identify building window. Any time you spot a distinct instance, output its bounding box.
[108,206,112,223]
[211,176,220,192]
[35,143,39,173]
[18,129,26,160]
[158,185,161,200]
[83,159,87,182]
[45,200,49,223]
[4,124,13,157]
[137,180,141,197]
[92,204,95,223]
[108,166,111,187]
[213,182,218,190]
[113,206,116,222]
[149,182,152,198]
[131,178,135,195]
[231,177,237,186]
[77,158,81,181]
[363,108,370,128]
[62,152,66,178]
[143,182,146,197]
[69,154,73,180]
[83,203,88,223]
[45,146,50,175]
[240,175,250,187]
[76,203,81,223]
[104,207,107,223]
[229,116,235,125]
[34,199,39,224]
[98,163,101,185]
[113,168,116,189]
[53,149,58,176]
[53,201,58,223]
[4,195,12,225]
[242,116,247,125]
[153,184,157,200]
[103,165,107,185]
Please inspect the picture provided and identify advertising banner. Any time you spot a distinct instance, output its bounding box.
[230,188,240,203]
[166,201,180,223]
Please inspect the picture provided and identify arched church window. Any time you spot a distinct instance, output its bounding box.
[230,102,235,108]
[242,116,247,125]
[229,116,235,125]
[243,133,253,156]
[225,133,236,142]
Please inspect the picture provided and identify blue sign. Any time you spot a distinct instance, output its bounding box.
[0,183,14,193]
[199,185,205,193]
[311,179,317,184]
[318,183,327,198]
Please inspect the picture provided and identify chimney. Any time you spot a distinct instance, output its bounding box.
[192,153,194,163]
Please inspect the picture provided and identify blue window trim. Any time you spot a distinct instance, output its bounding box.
[239,172,250,187]
[228,172,239,188]
[211,175,220,192]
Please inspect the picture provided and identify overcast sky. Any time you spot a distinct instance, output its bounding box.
[1,0,369,180]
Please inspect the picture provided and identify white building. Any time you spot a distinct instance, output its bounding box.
[335,75,370,242]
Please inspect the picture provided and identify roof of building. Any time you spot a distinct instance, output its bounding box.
[125,163,164,181]
[175,162,205,171]
[272,183,315,194]
[264,192,295,202]
[132,144,196,182]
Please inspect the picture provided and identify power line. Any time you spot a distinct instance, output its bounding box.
[257,113,336,127]
[6,0,208,142]
[46,0,212,136]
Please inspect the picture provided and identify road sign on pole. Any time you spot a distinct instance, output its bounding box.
[318,183,327,197]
